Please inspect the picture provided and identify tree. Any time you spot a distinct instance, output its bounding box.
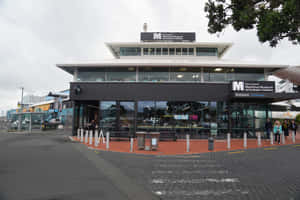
[204,0,300,47]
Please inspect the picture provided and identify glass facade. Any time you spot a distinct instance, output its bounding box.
[119,47,215,57]
[120,47,141,56]
[196,47,218,56]
[76,67,265,82]
[73,100,270,139]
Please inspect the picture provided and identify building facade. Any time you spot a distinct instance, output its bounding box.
[57,32,300,138]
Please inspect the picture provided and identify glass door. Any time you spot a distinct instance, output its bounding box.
[119,101,135,135]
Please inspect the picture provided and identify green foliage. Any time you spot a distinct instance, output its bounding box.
[205,0,300,47]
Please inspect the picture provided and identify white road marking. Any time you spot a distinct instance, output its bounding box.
[151,178,239,184]
[151,170,229,174]
[153,189,249,196]
[155,164,221,168]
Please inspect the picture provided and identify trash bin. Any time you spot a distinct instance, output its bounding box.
[149,132,160,150]
[208,136,214,151]
[136,132,146,150]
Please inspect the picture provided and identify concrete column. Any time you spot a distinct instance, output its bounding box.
[227,133,231,149]
[106,132,110,150]
[94,129,98,147]
[257,132,261,146]
[89,130,93,145]
[186,134,190,152]
[77,128,80,140]
[292,131,296,143]
[130,138,134,152]
[270,132,274,145]
[73,68,78,82]
[243,132,247,148]
[281,133,285,144]
[80,129,84,142]
[85,130,88,143]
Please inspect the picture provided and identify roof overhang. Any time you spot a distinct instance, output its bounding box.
[57,60,288,75]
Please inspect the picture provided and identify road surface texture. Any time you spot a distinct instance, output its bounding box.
[0,131,157,200]
[0,131,300,200]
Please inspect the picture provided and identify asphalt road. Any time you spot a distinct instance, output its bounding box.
[0,132,157,200]
[1,131,300,200]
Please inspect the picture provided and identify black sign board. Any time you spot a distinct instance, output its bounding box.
[141,32,196,42]
[231,81,275,93]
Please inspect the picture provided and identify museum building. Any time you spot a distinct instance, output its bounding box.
[57,32,300,138]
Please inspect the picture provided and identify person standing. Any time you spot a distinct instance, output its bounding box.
[290,120,298,137]
[265,118,273,139]
[273,120,282,144]
[282,119,289,140]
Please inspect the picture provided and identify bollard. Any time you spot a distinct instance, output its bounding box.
[227,133,231,149]
[281,133,285,144]
[94,130,98,147]
[106,132,110,150]
[257,132,261,146]
[98,129,106,144]
[186,134,190,153]
[292,131,296,143]
[80,129,84,142]
[270,132,274,145]
[89,130,93,145]
[243,132,247,148]
[85,130,88,143]
[130,137,134,152]
[77,128,80,140]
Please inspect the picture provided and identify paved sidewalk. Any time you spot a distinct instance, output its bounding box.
[73,133,300,155]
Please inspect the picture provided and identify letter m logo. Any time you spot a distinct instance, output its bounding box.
[153,33,162,40]
[232,81,244,91]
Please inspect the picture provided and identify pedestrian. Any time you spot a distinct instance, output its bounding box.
[290,120,298,137]
[265,118,273,139]
[282,119,289,140]
[273,120,282,144]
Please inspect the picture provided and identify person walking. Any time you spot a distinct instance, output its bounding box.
[265,118,273,139]
[282,119,289,140]
[290,120,298,137]
[273,120,282,144]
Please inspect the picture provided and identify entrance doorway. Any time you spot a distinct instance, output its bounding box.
[100,101,135,136]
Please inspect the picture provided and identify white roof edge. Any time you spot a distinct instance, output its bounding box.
[57,61,288,68]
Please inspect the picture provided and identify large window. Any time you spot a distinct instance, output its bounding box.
[120,47,141,56]
[106,67,136,82]
[139,67,169,82]
[136,101,219,136]
[204,68,226,82]
[100,101,117,131]
[170,67,201,82]
[77,68,105,82]
[76,67,266,82]
[196,47,218,56]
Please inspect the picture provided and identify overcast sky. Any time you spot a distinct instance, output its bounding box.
[1,0,300,114]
